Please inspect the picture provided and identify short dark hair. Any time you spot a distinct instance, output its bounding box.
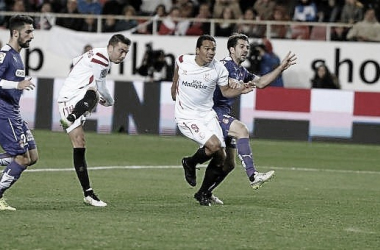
[196,34,216,49]
[227,33,249,51]
[108,34,131,47]
[9,15,33,36]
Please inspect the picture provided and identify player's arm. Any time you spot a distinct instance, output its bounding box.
[171,65,179,101]
[90,55,114,107]
[0,54,34,90]
[219,67,254,97]
[220,82,253,97]
[251,51,297,89]
[0,77,35,90]
[96,79,114,107]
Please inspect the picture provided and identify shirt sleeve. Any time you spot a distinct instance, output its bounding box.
[217,62,229,87]
[91,51,114,105]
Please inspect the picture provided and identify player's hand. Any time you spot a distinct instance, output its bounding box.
[241,83,255,94]
[228,78,243,89]
[99,97,112,107]
[246,80,257,88]
[18,77,35,91]
[280,51,297,71]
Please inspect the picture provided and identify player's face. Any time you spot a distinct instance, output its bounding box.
[109,42,130,64]
[196,40,216,65]
[231,39,250,64]
[18,24,34,48]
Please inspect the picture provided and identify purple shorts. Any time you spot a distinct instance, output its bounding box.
[217,113,237,149]
[0,118,37,156]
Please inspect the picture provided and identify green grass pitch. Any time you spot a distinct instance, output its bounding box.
[1,130,379,249]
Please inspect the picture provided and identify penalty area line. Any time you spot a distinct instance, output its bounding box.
[25,165,380,175]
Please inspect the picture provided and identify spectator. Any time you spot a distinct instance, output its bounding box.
[249,39,285,87]
[135,4,167,34]
[311,63,340,89]
[213,0,242,19]
[2,0,26,28]
[235,8,265,38]
[81,16,98,32]
[140,0,172,15]
[215,6,236,37]
[102,16,117,32]
[77,0,102,14]
[34,2,56,30]
[269,4,291,39]
[293,0,318,22]
[174,0,195,19]
[114,5,139,31]
[254,0,277,20]
[331,26,349,41]
[340,0,364,24]
[346,8,380,42]
[185,2,211,36]
[56,0,85,31]
[102,0,124,15]
[158,6,189,36]
[316,0,342,22]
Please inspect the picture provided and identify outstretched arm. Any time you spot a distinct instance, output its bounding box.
[252,51,297,89]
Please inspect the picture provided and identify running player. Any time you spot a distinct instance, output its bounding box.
[181,33,297,202]
[0,15,38,211]
[171,34,254,206]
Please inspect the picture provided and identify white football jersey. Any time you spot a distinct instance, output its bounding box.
[174,54,228,119]
[58,47,112,104]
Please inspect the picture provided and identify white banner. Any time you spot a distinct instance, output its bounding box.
[1,26,379,91]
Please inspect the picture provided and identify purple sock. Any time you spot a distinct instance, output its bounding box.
[236,138,256,178]
[0,161,26,197]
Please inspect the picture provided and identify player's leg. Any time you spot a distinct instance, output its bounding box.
[177,119,218,187]
[23,121,38,166]
[181,146,212,186]
[229,119,275,189]
[191,114,227,206]
[205,140,237,205]
[66,88,99,123]
[0,119,33,210]
[194,145,226,206]
[0,153,13,166]
[68,126,106,207]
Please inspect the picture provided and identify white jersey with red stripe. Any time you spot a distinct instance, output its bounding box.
[174,54,229,120]
[58,47,113,105]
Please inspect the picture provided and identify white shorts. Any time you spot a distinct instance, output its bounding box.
[176,111,225,148]
[58,91,96,133]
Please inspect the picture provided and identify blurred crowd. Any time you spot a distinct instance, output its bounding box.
[0,0,379,41]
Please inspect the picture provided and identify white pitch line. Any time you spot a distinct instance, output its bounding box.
[25,165,380,175]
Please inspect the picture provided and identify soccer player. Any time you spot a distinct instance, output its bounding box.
[0,15,38,211]
[58,34,131,207]
[171,34,254,206]
[181,33,297,202]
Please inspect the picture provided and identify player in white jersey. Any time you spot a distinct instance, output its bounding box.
[58,34,131,207]
[171,34,254,206]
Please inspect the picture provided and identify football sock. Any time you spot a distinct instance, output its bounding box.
[187,147,212,166]
[0,161,26,198]
[0,153,13,166]
[236,138,256,179]
[198,158,224,194]
[73,148,91,193]
[68,90,97,122]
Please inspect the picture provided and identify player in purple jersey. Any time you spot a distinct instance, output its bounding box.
[181,33,296,203]
[0,15,38,211]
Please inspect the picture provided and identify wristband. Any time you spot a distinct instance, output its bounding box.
[0,79,18,89]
